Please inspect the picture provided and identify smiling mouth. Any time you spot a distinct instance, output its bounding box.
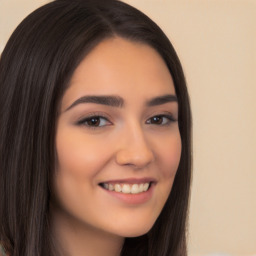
[99,182,153,194]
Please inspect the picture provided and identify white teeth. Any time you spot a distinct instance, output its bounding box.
[122,184,131,194]
[139,184,144,192]
[102,182,151,194]
[143,183,149,192]
[131,184,139,194]
[114,184,122,192]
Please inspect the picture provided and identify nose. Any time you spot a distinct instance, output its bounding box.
[115,125,155,169]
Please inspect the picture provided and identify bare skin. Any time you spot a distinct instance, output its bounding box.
[51,37,181,256]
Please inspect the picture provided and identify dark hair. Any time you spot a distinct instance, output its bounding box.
[0,0,192,255]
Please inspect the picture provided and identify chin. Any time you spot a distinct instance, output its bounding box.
[113,222,154,238]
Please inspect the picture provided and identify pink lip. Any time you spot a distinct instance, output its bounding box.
[99,181,156,205]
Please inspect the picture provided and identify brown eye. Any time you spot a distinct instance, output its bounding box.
[77,116,111,128]
[87,117,101,126]
[146,115,176,125]
[151,116,163,124]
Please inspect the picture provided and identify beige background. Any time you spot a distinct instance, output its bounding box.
[0,0,255,256]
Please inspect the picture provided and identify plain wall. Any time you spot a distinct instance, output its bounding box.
[0,0,255,256]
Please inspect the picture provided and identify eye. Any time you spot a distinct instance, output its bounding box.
[146,115,176,125]
[77,116,111,128]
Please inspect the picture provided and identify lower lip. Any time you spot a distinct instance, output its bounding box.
[100,184,155,205]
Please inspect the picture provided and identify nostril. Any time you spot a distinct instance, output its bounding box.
[115,147,155,168]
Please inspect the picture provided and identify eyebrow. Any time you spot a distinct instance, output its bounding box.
[146,94,178,106]
[65,95,124,111]
[65,94,177,112]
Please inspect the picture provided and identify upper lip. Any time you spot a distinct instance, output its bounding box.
[99,177,157,184]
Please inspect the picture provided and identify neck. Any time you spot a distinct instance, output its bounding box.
[50,204,124,256]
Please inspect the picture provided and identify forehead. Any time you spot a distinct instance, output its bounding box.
[62,37,175,109]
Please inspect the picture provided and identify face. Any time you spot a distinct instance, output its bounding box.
[53,37,181,238]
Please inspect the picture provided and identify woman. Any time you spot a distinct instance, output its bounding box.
[0,0,192,255]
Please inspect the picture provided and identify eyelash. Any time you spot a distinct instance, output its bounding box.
[146,114,176,125]
[77,113,112,129]
[77,114,177,129]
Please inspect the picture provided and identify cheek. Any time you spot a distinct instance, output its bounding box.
[159,134,182,178]
[53,127,109,216]
[55,126,109,179]
[147,132,181,225]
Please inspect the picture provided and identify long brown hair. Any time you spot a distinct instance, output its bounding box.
[0,0,192,255]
